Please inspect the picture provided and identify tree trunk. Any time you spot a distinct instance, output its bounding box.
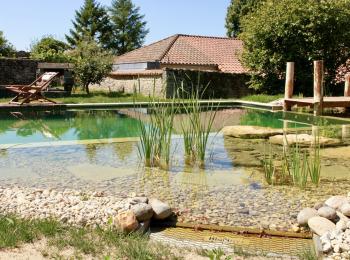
[85,84,90,95]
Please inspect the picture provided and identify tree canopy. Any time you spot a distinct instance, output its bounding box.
[70,39,113,94]
[65,0,112,49]
[30,36,70,62]
[109,0,149,55]
[0,31,15,57]
[240,0,350,95]
[225,0,261,38]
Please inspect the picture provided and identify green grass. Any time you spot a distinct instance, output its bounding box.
[0,90,153,104]
[0,215,179,259]
[241,94,284,103]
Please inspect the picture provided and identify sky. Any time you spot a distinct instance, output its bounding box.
[0,0,231,51]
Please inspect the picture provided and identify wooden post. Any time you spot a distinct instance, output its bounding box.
[345,74,350,113]
[345,73,350,97]
[284,62,295,111]
[313,60,324,116]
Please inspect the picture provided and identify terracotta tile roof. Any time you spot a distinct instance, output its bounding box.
[114,35,178,64]
[114,34,247,74]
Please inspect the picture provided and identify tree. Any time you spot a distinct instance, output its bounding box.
[0,31,15,57]
[30,36,70,62]
[240,0,350,95]
[109,0,149,55]
[225,0,261,38]
[70,39,113,94]
[66,0,112,49]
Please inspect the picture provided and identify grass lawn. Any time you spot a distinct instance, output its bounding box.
[240,94,284,103]
[0,215,180,259]
[0,90,286,105]
[0,91,152,104]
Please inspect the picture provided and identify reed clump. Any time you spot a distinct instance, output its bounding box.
[135,74,218,170]
[261,134,322,188]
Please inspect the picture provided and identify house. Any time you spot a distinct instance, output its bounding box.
[92,34,252,98]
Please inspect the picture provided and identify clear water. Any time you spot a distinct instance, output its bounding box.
[1,108,349,144]
[1,108,350,231]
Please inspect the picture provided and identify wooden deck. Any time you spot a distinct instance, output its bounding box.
[285,97,350,108]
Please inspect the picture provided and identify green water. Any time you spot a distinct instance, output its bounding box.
[0,108,349,144]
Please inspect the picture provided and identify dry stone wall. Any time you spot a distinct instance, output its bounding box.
[90,73,165,97]
[0,58,38,97]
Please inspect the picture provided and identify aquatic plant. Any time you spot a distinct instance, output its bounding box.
[178,75,219,166]
[307,137,321,186]
[135,80,176,169]
[262,145,275,185]
[262,132,322,188]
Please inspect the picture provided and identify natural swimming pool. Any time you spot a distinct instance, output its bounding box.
[1,108,350,231]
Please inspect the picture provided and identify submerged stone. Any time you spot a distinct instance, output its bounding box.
[222,125,283,139]
[269,134,341,147]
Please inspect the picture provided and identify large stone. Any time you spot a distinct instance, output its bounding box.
[308,216,336,236]
[149,198,172,220]
[325,196,349,210]
[131,203,153,221]
[317,206,336,220]
[269,134,341,147]
[340,203,350,217]
[297,208,318,226]
[115,210,139,233]
[222,125,283,139]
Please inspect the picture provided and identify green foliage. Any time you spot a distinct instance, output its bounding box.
[65,0,112,48]
[70,39,113,94]
[109,0,149,55]
[0,31,15,57]
[262,134,322,188]
[240,0,350,95]
[30,36,70,62]
[225,0,261,38]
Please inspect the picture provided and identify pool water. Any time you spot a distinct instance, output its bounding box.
[1,108,350,231]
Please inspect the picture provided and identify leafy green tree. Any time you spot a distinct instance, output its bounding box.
[225,0,261,38]
[30,36,70,62]
[109,0,149,55]
[240,0,350,94]
[70,39,113,94]
[0,31,15,57]
[66,0,112,48]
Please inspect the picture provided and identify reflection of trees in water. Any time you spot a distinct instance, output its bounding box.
[0,110,141,141]
[113,142,135,161]
[72,111,140,140]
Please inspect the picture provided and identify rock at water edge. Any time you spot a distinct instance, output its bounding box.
[317,206,336,220]
[149,198,172,220]
[222,125,283,139]
[308,216,335,236]
[297,208,318,226]
[115,210,139,233]
[325,196,349,210]
[131,203,154,222]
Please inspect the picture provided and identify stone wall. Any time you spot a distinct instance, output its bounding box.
[164,68,252,99]
[92,68,252,99]
[90,73,165,97]
[0,58,38,97]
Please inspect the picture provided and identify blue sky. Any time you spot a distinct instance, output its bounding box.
[1,0,230,51]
